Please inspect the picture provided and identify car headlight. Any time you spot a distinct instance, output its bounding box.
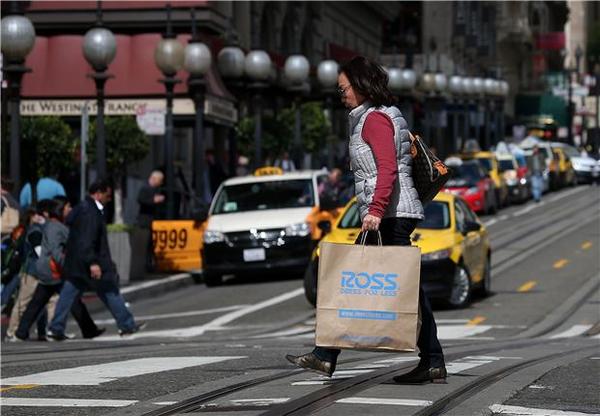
[203,230,225,244]
[466,186,479,195]
[285,222,311,237]
[421,248,452,261]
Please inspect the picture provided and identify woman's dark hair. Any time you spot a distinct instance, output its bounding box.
[340,56,396,107]
[49,196,69,220]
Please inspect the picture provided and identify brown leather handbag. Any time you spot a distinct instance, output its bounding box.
[408,132,451,205]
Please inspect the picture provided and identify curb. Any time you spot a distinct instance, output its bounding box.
[84,272,198,314]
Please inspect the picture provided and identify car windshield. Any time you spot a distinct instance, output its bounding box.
[446,163,482,187]
[338,201,450,230]
[498,159,515,172]
[560,146,580,158]
[477,158,493,172]
[338,202,361,229]
[419,201,451,229]
[212,179,314,214]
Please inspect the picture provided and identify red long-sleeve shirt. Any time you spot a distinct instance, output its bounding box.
[361,111,397,218]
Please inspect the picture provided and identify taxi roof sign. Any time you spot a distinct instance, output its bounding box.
[254,166,284,176]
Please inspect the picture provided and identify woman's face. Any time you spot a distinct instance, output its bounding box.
[338,72,365,109]
[62,202,72,221]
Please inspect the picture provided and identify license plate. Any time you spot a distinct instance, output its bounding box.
[243,248,265,262]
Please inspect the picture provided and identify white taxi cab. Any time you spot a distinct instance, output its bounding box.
[201,167,340,286]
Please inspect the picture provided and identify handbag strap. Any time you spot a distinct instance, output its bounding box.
[359,230,383,246]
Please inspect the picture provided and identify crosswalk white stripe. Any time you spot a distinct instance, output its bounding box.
[97,288,304,340]
[0,398,137,407]
[229,398,289,405]
[549,325,593,339]
[336,397,432,407]
[93,305,249,324]
[2,356,246,386]
[489,404,599,416]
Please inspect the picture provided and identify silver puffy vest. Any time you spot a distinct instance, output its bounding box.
[348,101,424,221]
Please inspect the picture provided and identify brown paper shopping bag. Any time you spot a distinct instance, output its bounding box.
[315,240,421,352]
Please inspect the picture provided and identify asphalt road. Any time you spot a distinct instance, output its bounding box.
[2,185,599,416]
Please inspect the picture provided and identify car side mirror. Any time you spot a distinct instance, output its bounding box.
[317,220,332,235]
[463,221,481,234]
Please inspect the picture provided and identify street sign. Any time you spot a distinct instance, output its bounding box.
[136,106,165,135]
[552,85,589,98]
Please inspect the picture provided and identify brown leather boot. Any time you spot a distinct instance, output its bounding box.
[285,352,336,377]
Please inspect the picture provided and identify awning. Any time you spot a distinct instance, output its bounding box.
[20,33,235,124]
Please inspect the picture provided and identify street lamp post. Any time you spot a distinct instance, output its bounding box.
[82,3,117,180]
[184,8,212,208]
[217,21,245,176]
[472,77,484,147]
[462,77,474,149]
[1,11,36,193]
[284,54,310,169]
[449,75,463,153]
[420,70,436,143]
[244,50,271,168]
[433,71,447,156]
[154,5,184,218]
[483,77,496,149]
[317,59,339,169]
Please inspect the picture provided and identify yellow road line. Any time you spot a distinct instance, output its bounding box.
[0,384,39,392]
[467,316,486,326]
[553,259,569,269]
[581,241,593,250]
[518,281,537,292]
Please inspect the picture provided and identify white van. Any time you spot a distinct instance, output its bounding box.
[201,168,339,286]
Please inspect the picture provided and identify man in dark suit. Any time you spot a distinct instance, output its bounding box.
[48,180,144,340]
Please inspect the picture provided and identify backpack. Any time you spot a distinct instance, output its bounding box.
[1,195,19,234]
[1,227,25,284]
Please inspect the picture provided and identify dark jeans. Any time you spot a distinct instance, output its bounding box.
[313,217,445,368]
[15,282,98,339]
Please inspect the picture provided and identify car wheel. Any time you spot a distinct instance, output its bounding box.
[447,263,472,308]
[475,255,492,297]
[303,258,318,307]
[204,271,223,287]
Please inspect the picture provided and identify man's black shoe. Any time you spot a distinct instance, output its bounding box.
[83,327,106,339]
[47,332,69,342]
[393,365,447,384]
[285,352,336,377]
[119,322,147,336]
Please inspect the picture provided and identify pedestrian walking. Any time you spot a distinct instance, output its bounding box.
[286,56,447,384]
[48,180,145,340]
[274,151,297,172]
[137,170,165,271]
[530,145,545,203]
[1,176,20,237]
[14,197,104,341]
[5,201,52,340]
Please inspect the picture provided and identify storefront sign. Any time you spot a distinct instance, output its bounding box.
[20,96,238,124]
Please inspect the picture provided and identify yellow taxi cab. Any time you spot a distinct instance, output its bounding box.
[460,151,509,207]
[201,167,342,286]
[549,144,576,188]
[304,193,491,309]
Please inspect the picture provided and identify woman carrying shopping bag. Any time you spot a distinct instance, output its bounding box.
[286,56,447,384]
